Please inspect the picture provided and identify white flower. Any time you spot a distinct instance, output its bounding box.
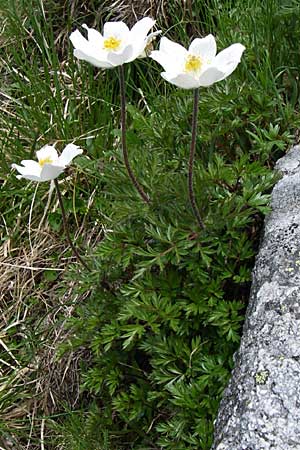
[150,35,245,89]
[70,17,157,68]
[12,144,83,182]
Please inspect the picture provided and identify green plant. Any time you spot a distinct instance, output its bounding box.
[58,136,276,448]
[1,0,300,449]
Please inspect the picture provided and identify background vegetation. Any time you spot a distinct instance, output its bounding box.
[0,0,299,448]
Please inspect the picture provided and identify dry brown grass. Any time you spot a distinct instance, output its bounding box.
[0,184,103,448]
[65,0,176,24]
[48,0,193,50]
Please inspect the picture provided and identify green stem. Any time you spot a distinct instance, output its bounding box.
[54,179,91,271]
[188,88,205,230]
[118,65,150,204]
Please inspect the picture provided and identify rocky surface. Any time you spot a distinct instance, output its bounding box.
[212,145,300,450]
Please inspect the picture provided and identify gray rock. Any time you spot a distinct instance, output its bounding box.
[211,145,300,450]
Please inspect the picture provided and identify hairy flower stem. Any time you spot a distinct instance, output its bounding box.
[118,65,150,204]
[54,179,91,271]
[188,88,205,230]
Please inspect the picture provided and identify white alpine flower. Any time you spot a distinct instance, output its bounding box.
[12,144,83,182]
[70,17,157,68]
[150,35,245,89]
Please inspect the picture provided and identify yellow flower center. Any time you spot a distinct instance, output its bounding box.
[103,36,122,51]
[39,156,53,167]
[185,55,202,73]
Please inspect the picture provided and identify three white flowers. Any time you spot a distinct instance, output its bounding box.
[12,18,245,181]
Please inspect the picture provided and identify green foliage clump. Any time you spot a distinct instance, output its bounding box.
[59,89,277,448]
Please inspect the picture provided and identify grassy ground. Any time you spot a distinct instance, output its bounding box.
[1,0,300,448]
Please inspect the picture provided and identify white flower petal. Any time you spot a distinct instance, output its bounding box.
[213,43,245,78]
[81,24,112,64]
[70,28,113,68]
[149,50,169,70]
[19,160,41,174]
[70,29,107,62]
[217,61,242,81]
[40,164,65,181]
[103,21,129,40]
[150,47,186,75]
[127,40,147,63]
[198,66,226,86]
[189,35,217,60]
[130,17,155,37]
[73,49,113,68]
[161,72,200,89]
[128,17,156,61]
[82,24,104,46]
[159,37,187,60]
[107,44,133,66]
[36,145,58,163]
[150,37,187,74]
[12,161,42,180]
[70,29,89,52]
[58,144,83,166]
[16,173,43,182]
[148,30,162,40]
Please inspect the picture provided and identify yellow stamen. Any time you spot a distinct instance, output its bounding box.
[185,55,202,73]
[39,156,53,167]
[103,36,122,51]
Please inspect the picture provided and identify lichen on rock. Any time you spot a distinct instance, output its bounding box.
[212,145,300,450]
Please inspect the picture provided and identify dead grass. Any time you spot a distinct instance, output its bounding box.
[0,186,103,449]
[46,0,193,53]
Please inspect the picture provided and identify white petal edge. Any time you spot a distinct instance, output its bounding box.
[12,162,42,181]
[189,35,217,60]
[82,24,104,46]
[19,160,41,175]
[12,161,41,175]
[40,164,65,181]
[107,44,133,66]
[18,174,43,182]
[197,66,226,86]
[146,30,162,44]
[159,37,187,60]
[103,21,130,39]
[81,24,111,61]
[150,47,185,74]
[149,49,166,67]
[73,49,113,68]
[214,43,245,74]
[58,144,83,166]
[71,29,112,68]
[128,17,156,60]
[161,72,201,89]
[217,60,243,81]
[130,17,155,37]
[70,29,89,51]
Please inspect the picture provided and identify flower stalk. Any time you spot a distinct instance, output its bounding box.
[188,88,205,230]
[54,179,91,271]
[118,65,150,204]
